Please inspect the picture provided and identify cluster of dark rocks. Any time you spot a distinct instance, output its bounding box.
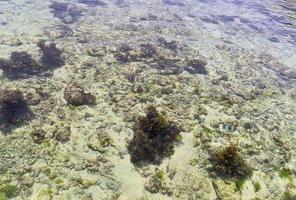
[0,40,64,80]
[114,38,209,75]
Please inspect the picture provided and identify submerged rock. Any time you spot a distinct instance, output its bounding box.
[37,40,65,68]
[140,43,157,58]
[0,52,41,79]
[55,125,71,142]
[10,51,38,69]
[0,41,65,79]
[157,37,179,51]
[64,85,96,106]
[31,127,46,143]
[156,59,183,75]
[185,59,208,74]
[49,2,84,24]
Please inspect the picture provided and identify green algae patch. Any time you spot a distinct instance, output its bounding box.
[279,169,292,181]
[202,126,221,137]
[235,176,248,191]
[254,182,261,192]
[0,184,18,199]
[282,191,296,200]
[189,158,199,166]
[36,188,53,200]
[0,193,6,200]
[154,169,165,180]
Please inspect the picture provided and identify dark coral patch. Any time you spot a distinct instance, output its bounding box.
[0,52,42,79]
[140,43,157,58]
[49,2,84,24]
[0,89,32,133]
[63,85,96,106]
[0,41,64,80]
[37,40,65,68]
[209,145,252,179]
[185,59,208,74]
[157,37,179,51]
[156,59,183,75]
[128,106,182,165]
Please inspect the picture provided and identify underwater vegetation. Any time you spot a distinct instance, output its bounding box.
[0,184,18,200]
[0,89,32,133]
[209,144,252,179]
[0,41,64,79]
[63,85,96,106]
[49,2,85,24]
[128,106,182,165]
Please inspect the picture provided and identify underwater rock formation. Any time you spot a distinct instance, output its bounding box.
[157,37,179,51]
[37,40,65,68]
[209,144,252,179]
[0,52,41,79]
[55,125,71,142]
[0,89,32,133]
[10,51,38,69]
[49,2,84,24]
[185,59,208,74]
[128,106,182,165]
[140,43,157,58]
[63,85,96,106]
[113,40,209,76]
[0,41,64,79]
[156,59,183,75]
[144,169,171,194]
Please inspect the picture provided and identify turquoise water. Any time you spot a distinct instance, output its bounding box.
[0,0,296,199]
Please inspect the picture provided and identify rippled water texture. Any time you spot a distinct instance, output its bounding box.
[0,0,296,200]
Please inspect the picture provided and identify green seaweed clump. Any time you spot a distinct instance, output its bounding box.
[279,169,293,181]
[209,144,252,179]
[254,182,261,192]
[0,184,18,199]
[128,106,182,165]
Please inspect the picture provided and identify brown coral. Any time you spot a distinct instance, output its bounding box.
[0,89,32,132]
[64,85,96,106]
[128,106,182,165]
[209,144,252,178]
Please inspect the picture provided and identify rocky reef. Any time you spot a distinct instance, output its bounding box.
[0,0,296,199]
[63,84,96,106]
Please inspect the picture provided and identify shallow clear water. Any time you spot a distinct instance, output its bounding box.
[0,0,296,199]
